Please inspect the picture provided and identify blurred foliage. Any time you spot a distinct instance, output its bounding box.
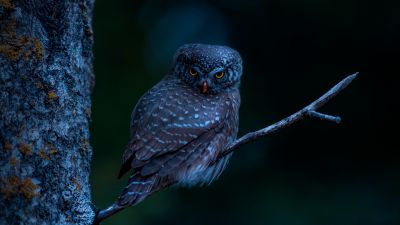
[91,0,400,224]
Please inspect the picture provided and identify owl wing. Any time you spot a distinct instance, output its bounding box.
[119,83,233,178]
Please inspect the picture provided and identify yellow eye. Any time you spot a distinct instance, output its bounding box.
[215,71,225,79]
[189,67,198,76]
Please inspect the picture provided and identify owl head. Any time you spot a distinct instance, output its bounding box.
[171,43,243,95]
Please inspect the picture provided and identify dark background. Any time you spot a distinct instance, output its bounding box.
[90,1,400,225]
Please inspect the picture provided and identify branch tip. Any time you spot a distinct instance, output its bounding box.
[220,72,358,158]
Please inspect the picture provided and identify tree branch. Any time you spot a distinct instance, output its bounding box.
[219,72,359,159]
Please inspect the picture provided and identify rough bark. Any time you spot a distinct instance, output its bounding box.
[0,0,95,224]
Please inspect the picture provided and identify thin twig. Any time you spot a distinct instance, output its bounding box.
[219,72,358,159]
[307,110,341,123]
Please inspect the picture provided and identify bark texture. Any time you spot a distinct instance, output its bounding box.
[0,0,95,224]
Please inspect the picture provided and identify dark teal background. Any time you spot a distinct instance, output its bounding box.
[90,1,400,225]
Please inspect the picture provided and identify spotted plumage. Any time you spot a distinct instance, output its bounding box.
[116,43,243,207]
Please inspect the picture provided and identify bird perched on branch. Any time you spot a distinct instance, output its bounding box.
[95,44,358,224]
[101,43,243,217]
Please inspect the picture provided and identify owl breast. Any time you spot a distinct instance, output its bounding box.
[169,85,240,186]
[126,77,240,187]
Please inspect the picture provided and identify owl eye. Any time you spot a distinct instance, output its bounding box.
[215,71,225,79]
[189,67,198,76]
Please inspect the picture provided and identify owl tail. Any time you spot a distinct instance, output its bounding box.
[117,173,157,207]
[94,174,158,224]
[94,174,172,224]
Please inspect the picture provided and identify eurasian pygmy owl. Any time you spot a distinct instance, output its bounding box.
[117,43,243,208]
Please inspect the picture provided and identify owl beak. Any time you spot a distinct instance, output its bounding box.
[200,81,209,94]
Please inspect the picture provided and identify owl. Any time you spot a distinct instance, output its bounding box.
[116,43,243,209]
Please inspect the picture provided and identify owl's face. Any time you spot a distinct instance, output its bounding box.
[172,43,243,95]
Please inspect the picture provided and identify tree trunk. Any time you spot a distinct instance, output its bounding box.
[0,0,95,224]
